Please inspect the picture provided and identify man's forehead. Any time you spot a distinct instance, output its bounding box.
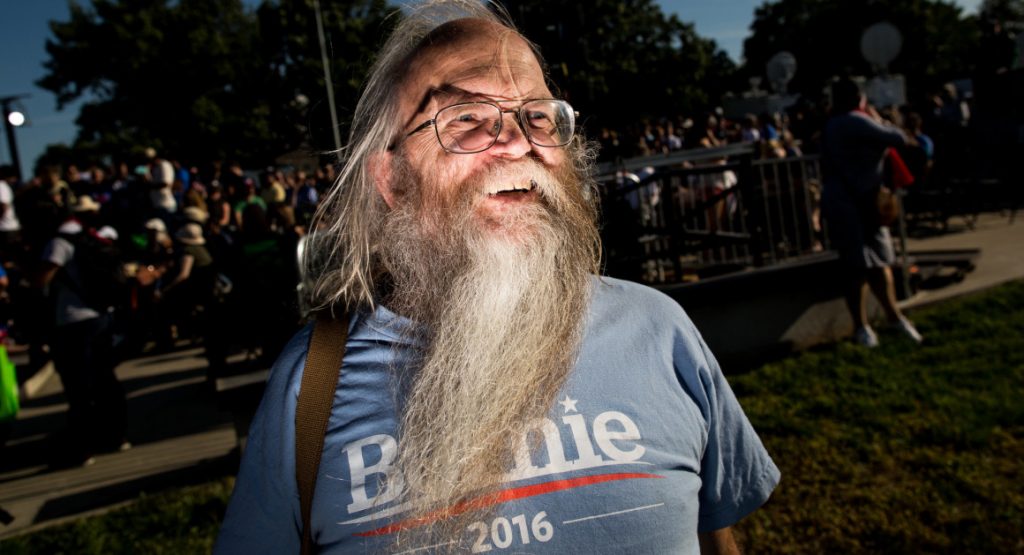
[399,20,550,119]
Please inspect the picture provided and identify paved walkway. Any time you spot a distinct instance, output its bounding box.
[902,211,1023,309]
[0,347,242,539]
[0,211,1019,541]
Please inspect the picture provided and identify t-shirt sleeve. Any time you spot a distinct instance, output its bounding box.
[675,318,780,533]
[214,325,314,554]
[41,238,74,267]
[852,114,907,149]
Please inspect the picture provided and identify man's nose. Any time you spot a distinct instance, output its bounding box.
[488,110,533,158]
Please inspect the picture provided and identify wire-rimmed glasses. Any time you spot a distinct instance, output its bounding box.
[399,99,577,154]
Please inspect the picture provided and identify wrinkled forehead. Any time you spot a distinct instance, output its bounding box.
[396,19,551,125]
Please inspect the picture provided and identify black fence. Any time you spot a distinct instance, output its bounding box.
[597,144,828,285]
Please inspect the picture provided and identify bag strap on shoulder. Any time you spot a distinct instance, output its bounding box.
[296,311,350,555]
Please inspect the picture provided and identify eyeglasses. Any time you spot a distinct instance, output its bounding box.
[397,99,577,154]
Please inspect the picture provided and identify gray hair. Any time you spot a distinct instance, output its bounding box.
[305,1,528,312]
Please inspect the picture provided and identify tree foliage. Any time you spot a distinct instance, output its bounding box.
[39,0,730,165]
[980,0,1024,30]
[38,0,390,166]
[506,0,736,131]
[976,0,1024,73]
[253,0,391,155]
[741,0,980,100]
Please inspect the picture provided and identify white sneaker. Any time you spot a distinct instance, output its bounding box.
[894,317,923,344]
[854,325,879,348]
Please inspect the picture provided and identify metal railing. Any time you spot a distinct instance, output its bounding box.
[596,144,827,284]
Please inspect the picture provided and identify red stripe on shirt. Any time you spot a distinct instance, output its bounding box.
[355,472,664,537]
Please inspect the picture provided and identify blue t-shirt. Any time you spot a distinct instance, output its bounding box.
[216,277,779,554]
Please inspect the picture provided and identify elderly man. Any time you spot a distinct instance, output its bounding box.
[216,2,778,553]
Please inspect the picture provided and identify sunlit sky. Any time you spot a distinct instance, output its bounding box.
[0,0,984,174]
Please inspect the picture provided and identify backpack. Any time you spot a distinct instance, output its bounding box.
[59,230,128,313]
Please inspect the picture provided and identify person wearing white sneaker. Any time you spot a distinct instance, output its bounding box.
[893,316,923,344]
[822,78,924,348]
[854,325,880,348]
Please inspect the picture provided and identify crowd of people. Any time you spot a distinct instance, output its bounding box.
[592,79,988,305]
[594,80,975,184]
[0,151,331,464]
[596,109,808,163]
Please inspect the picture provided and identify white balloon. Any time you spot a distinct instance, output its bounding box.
[861,22,903,68]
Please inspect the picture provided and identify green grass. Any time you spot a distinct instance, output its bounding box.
[0,477,234,554]
[732,280,1024,554]
[2,281,1023,554]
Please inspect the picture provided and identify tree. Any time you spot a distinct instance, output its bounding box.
[32,143,105,178]
[980,0,1024,30]
[38,0,390,166]
[504,0,736,131]
[973,0,1024,124]
[40,0,265,164]
[976,0,1023,73]
[40,0,730,164]
[253,0,391,155]
[741,0,980,101]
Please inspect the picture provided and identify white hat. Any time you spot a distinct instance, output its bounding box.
[144,218,167,233]
[175,222,205,245]
[97,225,119,241]
[183,206,209,224]
[73,196,101,213]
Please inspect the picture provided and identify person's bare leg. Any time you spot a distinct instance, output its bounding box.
[846,273,880,346]
[867,266,902,322]
[869,265,924,343]
[845,278,869,328]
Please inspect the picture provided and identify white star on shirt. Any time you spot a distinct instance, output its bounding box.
[558,395,579,413]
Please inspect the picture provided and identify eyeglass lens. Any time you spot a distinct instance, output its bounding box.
[434,100,574,153]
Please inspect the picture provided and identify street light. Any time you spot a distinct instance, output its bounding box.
[7,111,25,128]
[1,94,30,183]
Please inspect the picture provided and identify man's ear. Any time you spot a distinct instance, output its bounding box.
[368,150,396,209]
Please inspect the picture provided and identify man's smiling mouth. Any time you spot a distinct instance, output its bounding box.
[486,179,538,197]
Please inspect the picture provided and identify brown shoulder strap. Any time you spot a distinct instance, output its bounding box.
[296,312,349,555]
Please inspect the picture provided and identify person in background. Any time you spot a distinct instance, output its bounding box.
[155,222,215,348]
[259,169,293,233]
[688,113,724,149]
[900,112,934,185]
[293,171,319,229]
[821,78,924,348]
[232,178,266,230]
[0,165,22,264]
[207,185,232,230]
[740,114,761,143]
[65,165,90,200]
[35,198,129,467]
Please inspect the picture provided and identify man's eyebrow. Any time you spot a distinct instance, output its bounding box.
[403,86,454,129]
[413,85,473,116]
[405,84,529,129]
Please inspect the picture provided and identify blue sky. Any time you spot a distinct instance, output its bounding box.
[662,0,983,60]
[0,0,983,176]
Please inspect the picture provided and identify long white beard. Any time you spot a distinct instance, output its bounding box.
[377,153,599,544]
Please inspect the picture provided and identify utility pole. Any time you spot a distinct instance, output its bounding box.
[313,0,343,153]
